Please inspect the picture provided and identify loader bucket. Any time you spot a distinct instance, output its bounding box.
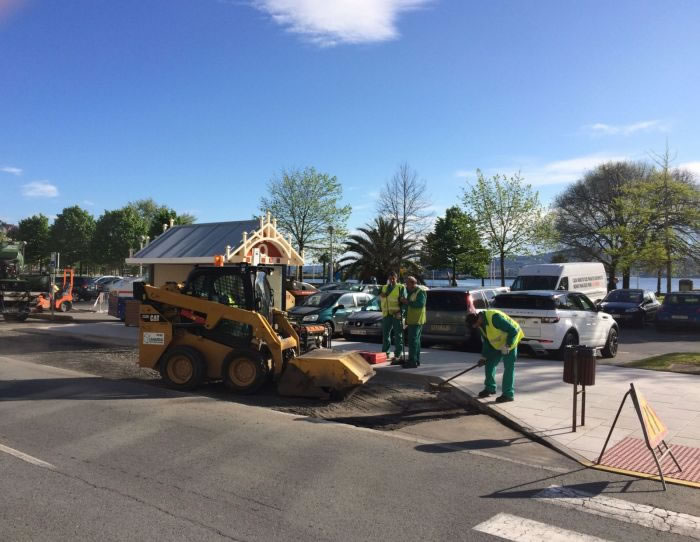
[276,349,375,400]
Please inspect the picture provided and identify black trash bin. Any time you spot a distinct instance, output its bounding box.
[563,345,596,386]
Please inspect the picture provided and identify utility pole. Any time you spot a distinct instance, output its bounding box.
[328,226,334,283]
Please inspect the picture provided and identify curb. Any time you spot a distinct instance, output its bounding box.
[375,364,699,489]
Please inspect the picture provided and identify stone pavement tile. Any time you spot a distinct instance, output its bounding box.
[668,436,700,448]
[566,434,618,457]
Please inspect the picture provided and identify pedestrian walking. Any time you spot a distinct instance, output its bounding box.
[466,310,524,403]
[379,271,406,364]
[401,276,426,369]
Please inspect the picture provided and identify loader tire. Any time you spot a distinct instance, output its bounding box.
[159,346,206,390]
[222,348,268,394]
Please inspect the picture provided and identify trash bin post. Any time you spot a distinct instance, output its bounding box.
[572,349,578,433]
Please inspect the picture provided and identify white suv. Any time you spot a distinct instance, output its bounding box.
[493,291,619,359]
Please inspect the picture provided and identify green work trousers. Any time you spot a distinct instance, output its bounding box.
[406,324,423,365]
[382,316,403,358]
[483,346,517,399]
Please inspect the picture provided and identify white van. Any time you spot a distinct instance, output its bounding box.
[511,263,607,302]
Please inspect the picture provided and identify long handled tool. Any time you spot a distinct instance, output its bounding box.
[426,359,485,393]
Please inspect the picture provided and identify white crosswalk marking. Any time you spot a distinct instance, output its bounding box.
[473,513,611,542]
[0,443,55,470]
[535,485,700,540]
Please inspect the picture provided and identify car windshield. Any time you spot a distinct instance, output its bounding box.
[304,293,341,308]
[363,296,381,311]
[511,275,559,290]
[665,294,700,305]
[604,290,643,303]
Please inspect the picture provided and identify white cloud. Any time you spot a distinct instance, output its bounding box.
[459,153,628,187]
[82,200,95,206]
[1,166,22,176]
[454,170,471,178]
[251,0,431,46]
[22,181,59,198]
[679,161,700,178]
[584,120,668,136]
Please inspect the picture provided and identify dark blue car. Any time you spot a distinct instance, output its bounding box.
[599,289,660,327]
[655,292,700,331]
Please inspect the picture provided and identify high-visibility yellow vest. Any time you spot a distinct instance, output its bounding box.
[482,309,524,349]
[406,288,426,325]
[381,283,403,317]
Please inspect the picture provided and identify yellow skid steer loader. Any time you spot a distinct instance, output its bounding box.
[134,265,374,399]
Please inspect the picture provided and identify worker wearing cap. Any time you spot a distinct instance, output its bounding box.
[379,271,406,364]
[467,310,524,403]
[401,276,426,368]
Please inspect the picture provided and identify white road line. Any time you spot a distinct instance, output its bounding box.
[473,513,610,542]
[535,485,700,540]
[0,443,55,470]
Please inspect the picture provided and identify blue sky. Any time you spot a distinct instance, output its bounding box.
[2,0,699,236]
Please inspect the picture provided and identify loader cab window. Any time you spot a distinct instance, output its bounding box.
[212,274,246,308]
[255,271,273,322]
[188,275,208,298]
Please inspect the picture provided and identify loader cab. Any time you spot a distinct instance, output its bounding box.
[183,265,275,320]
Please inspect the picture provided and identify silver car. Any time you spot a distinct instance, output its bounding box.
[423,287,508,349]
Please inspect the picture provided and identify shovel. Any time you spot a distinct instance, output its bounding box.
[426,359,485,393]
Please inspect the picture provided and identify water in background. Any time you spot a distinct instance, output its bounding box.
[424,277,697,292]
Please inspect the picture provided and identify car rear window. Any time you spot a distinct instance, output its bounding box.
[665,294,700,305]
[426,291,469,311]
[494,295,556,310]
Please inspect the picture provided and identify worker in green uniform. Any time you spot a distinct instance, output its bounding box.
[467,310,524,403]
[379,271,407,364]
[401,276,426,368]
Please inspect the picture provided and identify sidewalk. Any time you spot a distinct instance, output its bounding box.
[334,340,700,465]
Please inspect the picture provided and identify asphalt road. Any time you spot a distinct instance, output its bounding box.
[1,351,699,541]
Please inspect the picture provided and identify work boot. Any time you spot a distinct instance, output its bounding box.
[495,395,514,403]
[478,389,494,398]
[403,362,418,369]
[390,358,404,366]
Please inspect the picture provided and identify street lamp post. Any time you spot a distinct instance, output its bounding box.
[328,226,334,283]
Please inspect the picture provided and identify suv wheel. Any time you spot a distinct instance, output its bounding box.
[601,327,618,358]
[553,330,578,360]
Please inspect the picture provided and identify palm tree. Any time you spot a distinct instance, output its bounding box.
[339,218,421,282]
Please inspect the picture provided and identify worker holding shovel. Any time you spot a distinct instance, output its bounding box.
[466,310,524,403]
[401,276,426,368]
[379,271,407,365]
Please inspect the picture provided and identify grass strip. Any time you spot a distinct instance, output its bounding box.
[627,352,700,372]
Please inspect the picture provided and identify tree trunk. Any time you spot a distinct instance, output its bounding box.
[500,251,506,287]
[666,259,672,294]
[656,269,662,296]
[451,261,457,287]
[608,261,617,292]
[622,268,631,289]
[481,276,485,287]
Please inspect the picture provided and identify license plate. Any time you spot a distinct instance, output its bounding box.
[430,324,451,332]
[351,329,368,335]
[671,315,688,320]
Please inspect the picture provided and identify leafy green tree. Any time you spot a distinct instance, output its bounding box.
[16,214,50,268]
[91,208,147,270]
[553,162,650,288]
[462,170,546,286]
[148,207,196,240]
[50,205,96,271]
[422,207,489,286]
[260,167,351,278]
[339,218,420,283]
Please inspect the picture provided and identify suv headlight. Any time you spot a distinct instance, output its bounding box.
[625,308,638,313]
[303,314,319,322]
